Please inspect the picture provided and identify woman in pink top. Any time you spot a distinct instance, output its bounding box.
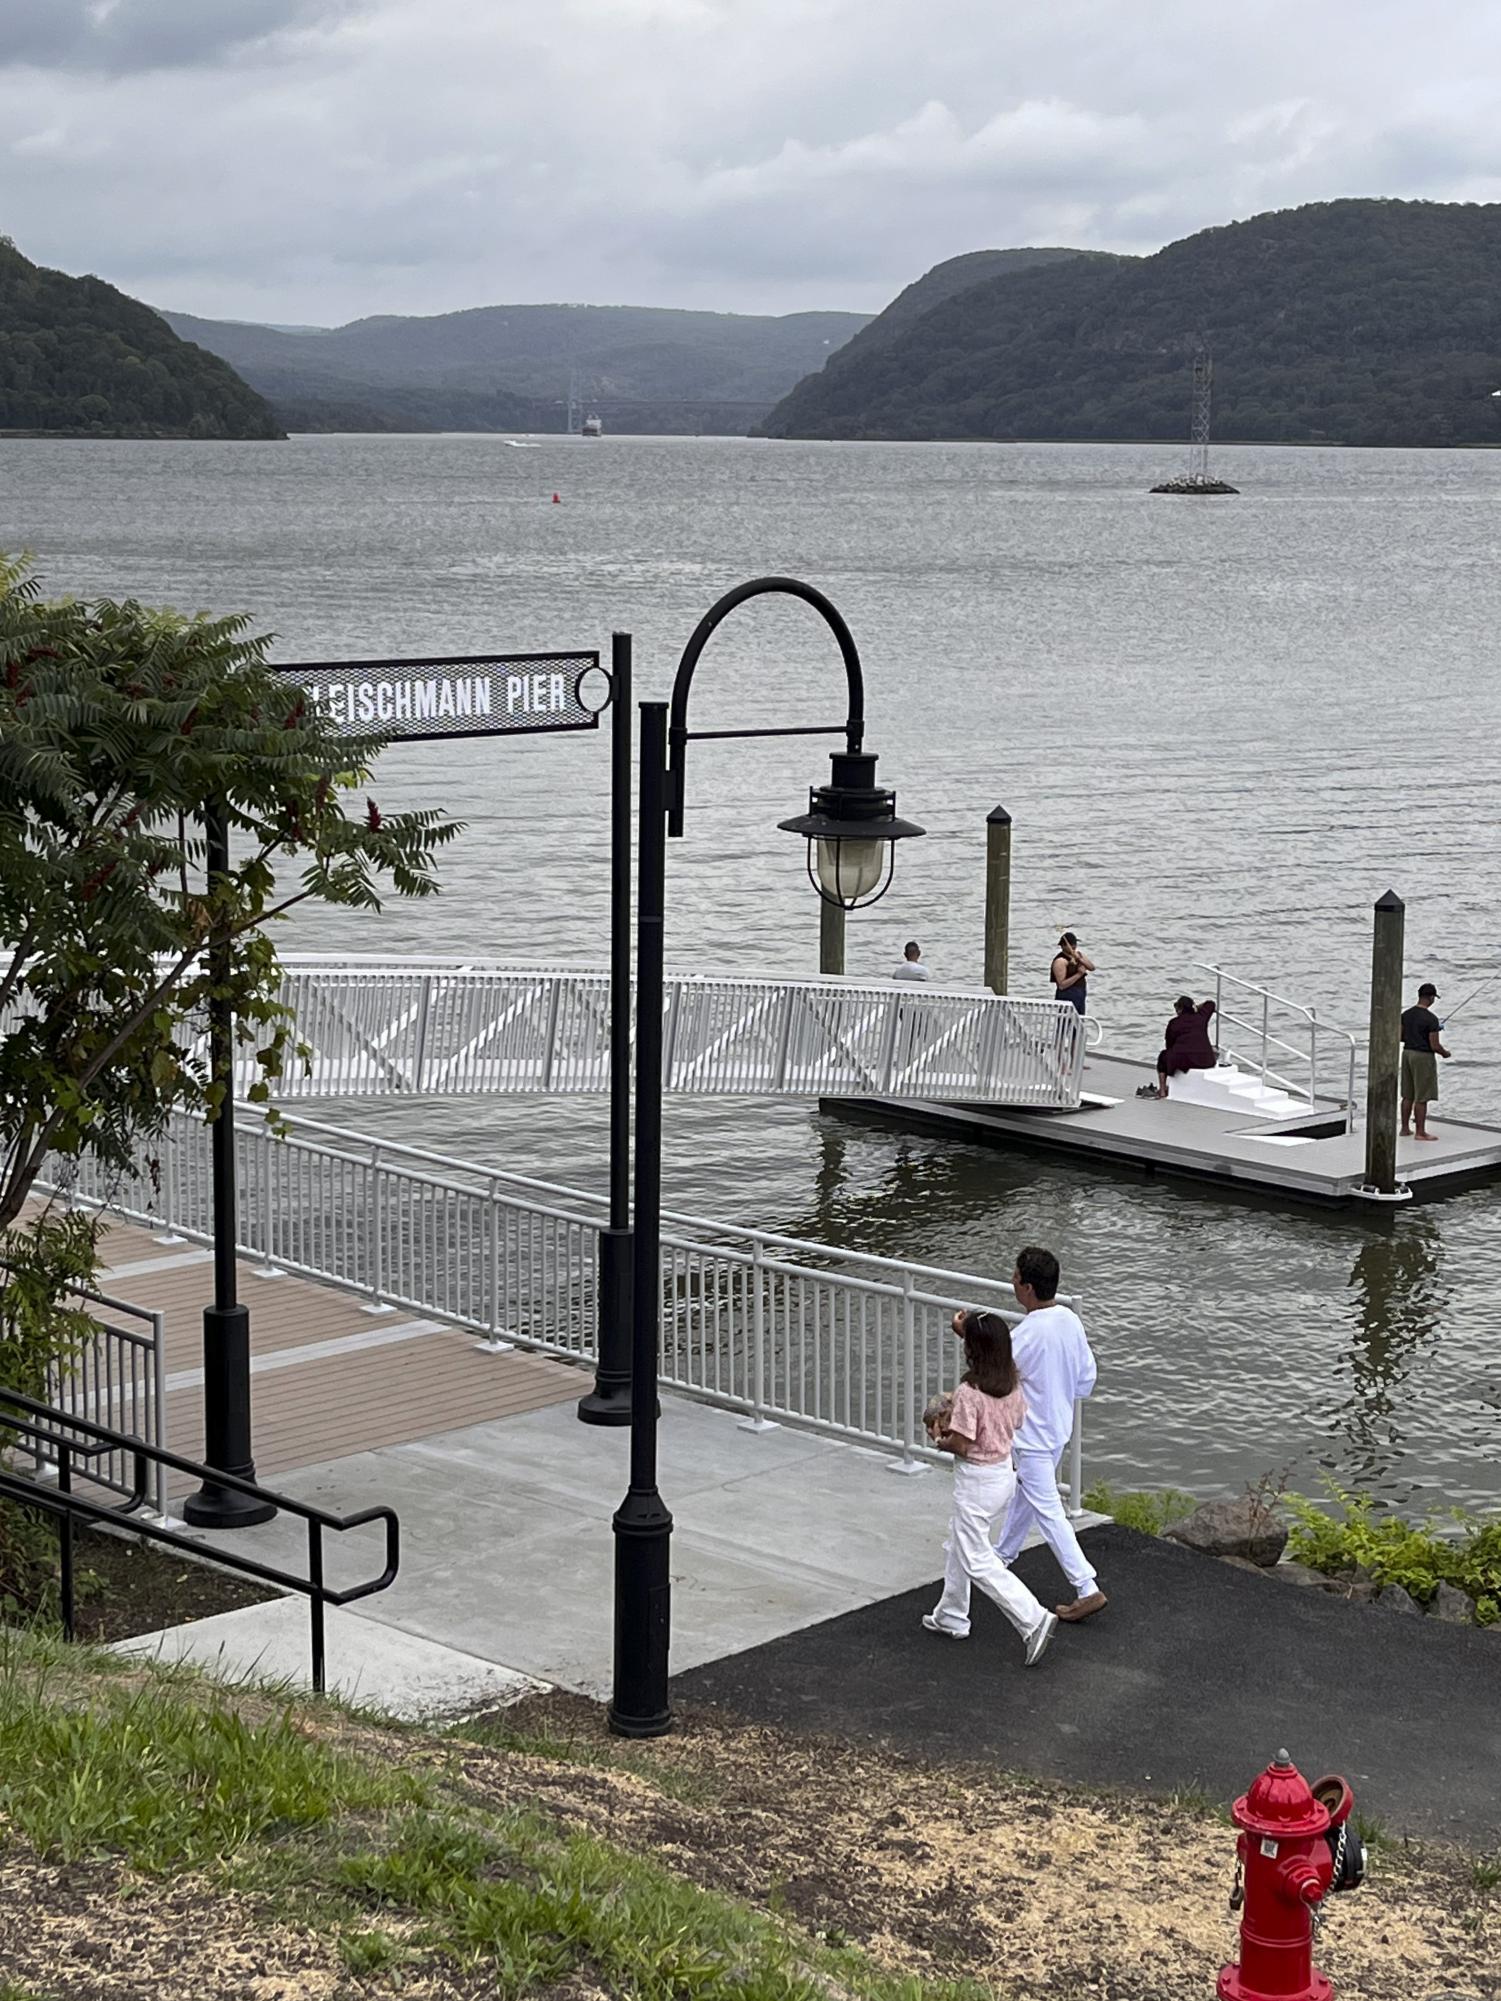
[923,1310,1058,1666]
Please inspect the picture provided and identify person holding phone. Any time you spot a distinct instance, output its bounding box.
[1050,932,1094,1015]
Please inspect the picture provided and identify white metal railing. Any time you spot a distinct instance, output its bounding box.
[229,959,1085,1110]
[0,1275,168,1522]
[42,1105,1086,1505]
[1198,963,1361,1131]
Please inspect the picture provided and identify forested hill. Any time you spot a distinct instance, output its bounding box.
[820,247,1090,364]
[755,200,1501,447]
[162,300,872,435]
[0,238,282,439]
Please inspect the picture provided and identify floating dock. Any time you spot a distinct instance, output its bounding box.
[827,1050,1501,1207]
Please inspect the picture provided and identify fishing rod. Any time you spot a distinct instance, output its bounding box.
[1440,981,1488,1027]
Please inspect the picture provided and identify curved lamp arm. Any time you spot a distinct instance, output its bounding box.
[665,575,866,835]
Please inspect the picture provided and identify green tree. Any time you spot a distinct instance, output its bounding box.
[0,549,461,1299]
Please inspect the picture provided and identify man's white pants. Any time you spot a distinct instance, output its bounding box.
[995,1448,1098,1595]
[931,1460,1050,1640]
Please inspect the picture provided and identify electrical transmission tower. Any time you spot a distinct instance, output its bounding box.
[1188,351,1213,484]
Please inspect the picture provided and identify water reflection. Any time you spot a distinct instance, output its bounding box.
[1328,1216,1446,1500]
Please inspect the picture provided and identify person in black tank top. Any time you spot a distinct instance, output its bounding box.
[1051,931,1093,1015]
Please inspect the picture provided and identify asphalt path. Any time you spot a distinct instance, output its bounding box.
[671,1524,1501,1847]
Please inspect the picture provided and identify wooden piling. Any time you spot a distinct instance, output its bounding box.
[819,899,846,977]
[1363,889,1405,1194]
[984,806,1012,995]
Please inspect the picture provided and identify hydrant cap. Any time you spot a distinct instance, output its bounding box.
[1231,1753,1331,1839]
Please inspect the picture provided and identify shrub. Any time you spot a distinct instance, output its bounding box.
[1284,1482,1499,1622]
[1082,1482,1197,1536]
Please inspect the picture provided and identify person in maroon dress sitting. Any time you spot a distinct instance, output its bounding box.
[1145,996,1217,1099]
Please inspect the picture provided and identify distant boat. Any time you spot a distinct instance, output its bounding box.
[581,414,603,438]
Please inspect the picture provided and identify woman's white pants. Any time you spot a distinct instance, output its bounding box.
[931,1459,1050,1640]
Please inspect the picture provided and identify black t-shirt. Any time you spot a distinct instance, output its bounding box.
[1401,1005,1440,1051]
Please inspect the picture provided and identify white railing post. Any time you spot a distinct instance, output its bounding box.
[411,976,433,1091]
[152,1129,185,1244]
[889,1269,925,1477]
[362,1143,394,1314]
[1068,1400,1085,1519]
[1308,1011,1319,1107]
[255,1119,286,1278]
[477,1175,514,1351]
[738,1238,778,1431]
[1213,970,1223,1056]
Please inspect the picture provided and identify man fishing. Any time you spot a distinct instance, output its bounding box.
[1400,982,1451,1142]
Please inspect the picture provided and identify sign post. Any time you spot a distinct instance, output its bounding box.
[187,646,620,1530]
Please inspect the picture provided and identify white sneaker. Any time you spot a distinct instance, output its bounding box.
[921,1613,969,1640]
[1023,1611,1058,1667]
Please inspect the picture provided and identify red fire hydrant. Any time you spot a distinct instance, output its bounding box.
[1218,1751,1364,2001]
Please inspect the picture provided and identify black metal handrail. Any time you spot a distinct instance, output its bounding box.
[0,1385,399,1693]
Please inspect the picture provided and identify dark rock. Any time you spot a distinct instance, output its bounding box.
[1164,1497,1288,1568]
[1272,1561,1331,1589]
[1219,1555,1269,1575]
[1376,1583,1423,1616]
[1429,1583,1476,1625]
[1323,1576,1377,1604]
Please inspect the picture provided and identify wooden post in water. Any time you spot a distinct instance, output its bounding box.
[984,806,1012,994]
[819,899,846,977]
[1363,889,1405,1194]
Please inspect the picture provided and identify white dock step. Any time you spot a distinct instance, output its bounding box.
[1168,1065,1310,1122]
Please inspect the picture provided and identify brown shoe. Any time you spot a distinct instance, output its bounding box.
[1056,1591,1108,1622]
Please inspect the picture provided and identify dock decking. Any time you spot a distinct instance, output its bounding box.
[828,1050,1501,1205]
[89,1215,583,1498]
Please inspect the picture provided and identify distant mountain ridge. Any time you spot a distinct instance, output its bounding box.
[0,236,281,439]
[756,200,1501,447]
[161,301,873,434]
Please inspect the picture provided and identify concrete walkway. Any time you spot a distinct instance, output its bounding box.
[176,1393,990,1698]
[672,1522,1501,1848]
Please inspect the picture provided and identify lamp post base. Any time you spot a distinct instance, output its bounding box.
[577,1228,635,1426]
[607,1484,674,1738]
[182,1302,277,1528]
[182,1479,278,1529]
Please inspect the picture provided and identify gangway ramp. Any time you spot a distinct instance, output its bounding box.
[251,959,1085,1109]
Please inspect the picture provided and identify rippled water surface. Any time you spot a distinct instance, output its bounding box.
[6,434,1500,1507]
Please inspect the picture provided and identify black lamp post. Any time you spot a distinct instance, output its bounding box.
[182,800,276,1529]
[606,576,923,1739]
[577,631,635,1426]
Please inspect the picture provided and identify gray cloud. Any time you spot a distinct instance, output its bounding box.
[3,0,1501,321]
[0,0,362,75]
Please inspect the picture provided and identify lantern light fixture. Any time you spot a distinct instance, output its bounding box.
[778,748,925,910]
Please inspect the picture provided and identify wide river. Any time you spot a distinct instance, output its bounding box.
[5,434,1499,1510]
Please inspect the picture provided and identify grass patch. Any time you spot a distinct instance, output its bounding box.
[1472,1855,1501,1895]
[0,1634,423,1872]
[334,1804,989,2001]
[0,1630,982,2001]
[1082,1481,1197,1536]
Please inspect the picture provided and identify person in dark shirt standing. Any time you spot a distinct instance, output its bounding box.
[1400,982,1450,1142]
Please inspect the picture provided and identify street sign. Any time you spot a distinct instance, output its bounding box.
[276,650,608,743]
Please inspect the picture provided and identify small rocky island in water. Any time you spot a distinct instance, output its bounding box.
[1150,473,1240,494]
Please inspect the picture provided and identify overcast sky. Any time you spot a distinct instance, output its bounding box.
[4,0,1501,326]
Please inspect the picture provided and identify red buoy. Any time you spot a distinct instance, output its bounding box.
[552,492,560,503]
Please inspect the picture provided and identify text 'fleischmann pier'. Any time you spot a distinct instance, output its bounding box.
[276,652,603,741]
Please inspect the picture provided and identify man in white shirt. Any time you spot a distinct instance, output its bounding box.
[992,1245,1106,1621]
[892,941,930,982]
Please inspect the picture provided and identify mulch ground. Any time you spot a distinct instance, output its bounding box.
[457,1691,1496,2001]
[68,1525,275,1643]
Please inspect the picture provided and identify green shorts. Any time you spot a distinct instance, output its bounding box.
[1401,1049,1438,1103]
